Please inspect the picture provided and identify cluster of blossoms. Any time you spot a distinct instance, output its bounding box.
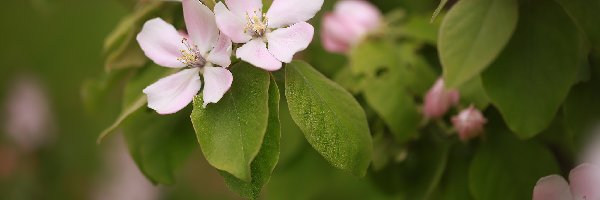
[137,0,323,114]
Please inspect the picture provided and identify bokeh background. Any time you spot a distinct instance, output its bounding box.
[0,0,448,199]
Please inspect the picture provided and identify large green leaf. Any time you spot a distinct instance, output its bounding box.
[285,61,372,177]
[481,0,582,138]
[221,77,281,199]
[430,145,474,200]
[122,108,197,185]
[363,67,420,143]
[458,76,490,109]
[439,0,518,88]
[191,62,270,182]
[97,65,175,143]
[468,130,559,200]
[556,0,600,51]
[563,76,600,147]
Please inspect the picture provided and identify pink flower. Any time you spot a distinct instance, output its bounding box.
[424,78,460,119]
[137,0,233,114]
[214,0,323,71]
[533,163,600,200]
[321,0,382,54]
[451,105,486,141]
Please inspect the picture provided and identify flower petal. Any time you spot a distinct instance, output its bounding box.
[225,0,262,17]
[266,0,323,28]
[207,33,233,68]
[236,39,282,71]
[334,0,381,31]
[569,163,600,200]
[266,22,314,63]
[321,14,353,53]
[182,0,219,54]
[202,66,233,107]
[533,175,573,200]
[136,18,187,68]
[214,2,252,43]
[143,68,201,114]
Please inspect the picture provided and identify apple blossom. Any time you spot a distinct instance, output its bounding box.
[137,0,233,114]
[451,105,486,141]
[321,0,382,54]
[424,78,460,119]
[533,163,600,200]
[214,0,322,71]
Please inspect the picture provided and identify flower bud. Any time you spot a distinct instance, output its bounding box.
[423,78,460,119]
[321,0,382,53]
[451,106,486,141]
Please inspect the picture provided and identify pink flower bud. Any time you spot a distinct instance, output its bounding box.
[423,78,460,119]
[451,106,486,141]
[321,0,382,53]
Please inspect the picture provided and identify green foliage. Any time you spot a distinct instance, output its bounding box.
[439,0,518,88]
[468,130,560,200]
[556,0,600,51]
[563,73,600,147]
[481,0,582,138]
[221,77,281,199]
[122,108,197,185]
[191,62,271,182]
[285,61,372,177]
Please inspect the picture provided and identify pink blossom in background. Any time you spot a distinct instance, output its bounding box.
[93,136,160,200]
[533,163,600,200]
[214,0,322,71]
[3,75,54,152]
[321,0,382,54]
[137,0,233,114]
[451,105,486,142]
[424,78,460,119]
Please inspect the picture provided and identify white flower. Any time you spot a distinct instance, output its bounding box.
[214,0,323,71]
[137,0,233,114]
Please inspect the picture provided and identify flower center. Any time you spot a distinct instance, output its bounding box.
[177,38,206,68]
[244,11,269,37]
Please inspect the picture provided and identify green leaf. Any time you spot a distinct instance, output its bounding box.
[191,62,270,182]
[221,77,281,199]
[439,0,518,88]
[555,0,600,51]
[363,67,420,143]
[122,108,197,185]
[285,60,372,177]
[332,67,364,95]
[563,77,600,147]
[349,39,396,77]
[97,65,175,143]
[370,132,450,199]
[431,145,474,200]
[481,0,582,138]
[458,76,490,109]
[468,130,559,200]
[396,43,438,96]
[431,0,448,22]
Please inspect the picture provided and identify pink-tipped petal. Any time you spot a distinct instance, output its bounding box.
[266,22,314,63]
[182,0,219,54]
[321,14,354,53]
[266,0,324,28]
[202,66,233,107]
[137,18,187,68]
[207,33,233,68]
[334,0,381,31]
[214,2,252,43]
[533,175,573,200]
[569,163,600,200]
[224,0,262,17]
[236,39,282,71]
[143,68,201,114]
[424,78,460,119]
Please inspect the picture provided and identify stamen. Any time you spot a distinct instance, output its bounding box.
[244,10,269,37]
[177,38,205,67]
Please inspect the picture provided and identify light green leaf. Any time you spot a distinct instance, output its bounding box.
[349,39,396,77]
[469,130,559,200]
[458,76,490,109]
[191,62,270,182]
[221,77,281,199]
[122,108,197,185]
[285,60,372,177]
[439,0,518,88]
[481,0,582,138]
[97,65,175,144]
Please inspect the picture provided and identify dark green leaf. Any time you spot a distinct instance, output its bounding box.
[556,0,600,51]
[481,0,582,138]
[468,130,559,200]
[122,108,197,185]
[431,145,474,200]
[221,77,281,199]
[285,60,372,177]
[563,77,600,147]
[439,0,518,88]
[191,62,270,181]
